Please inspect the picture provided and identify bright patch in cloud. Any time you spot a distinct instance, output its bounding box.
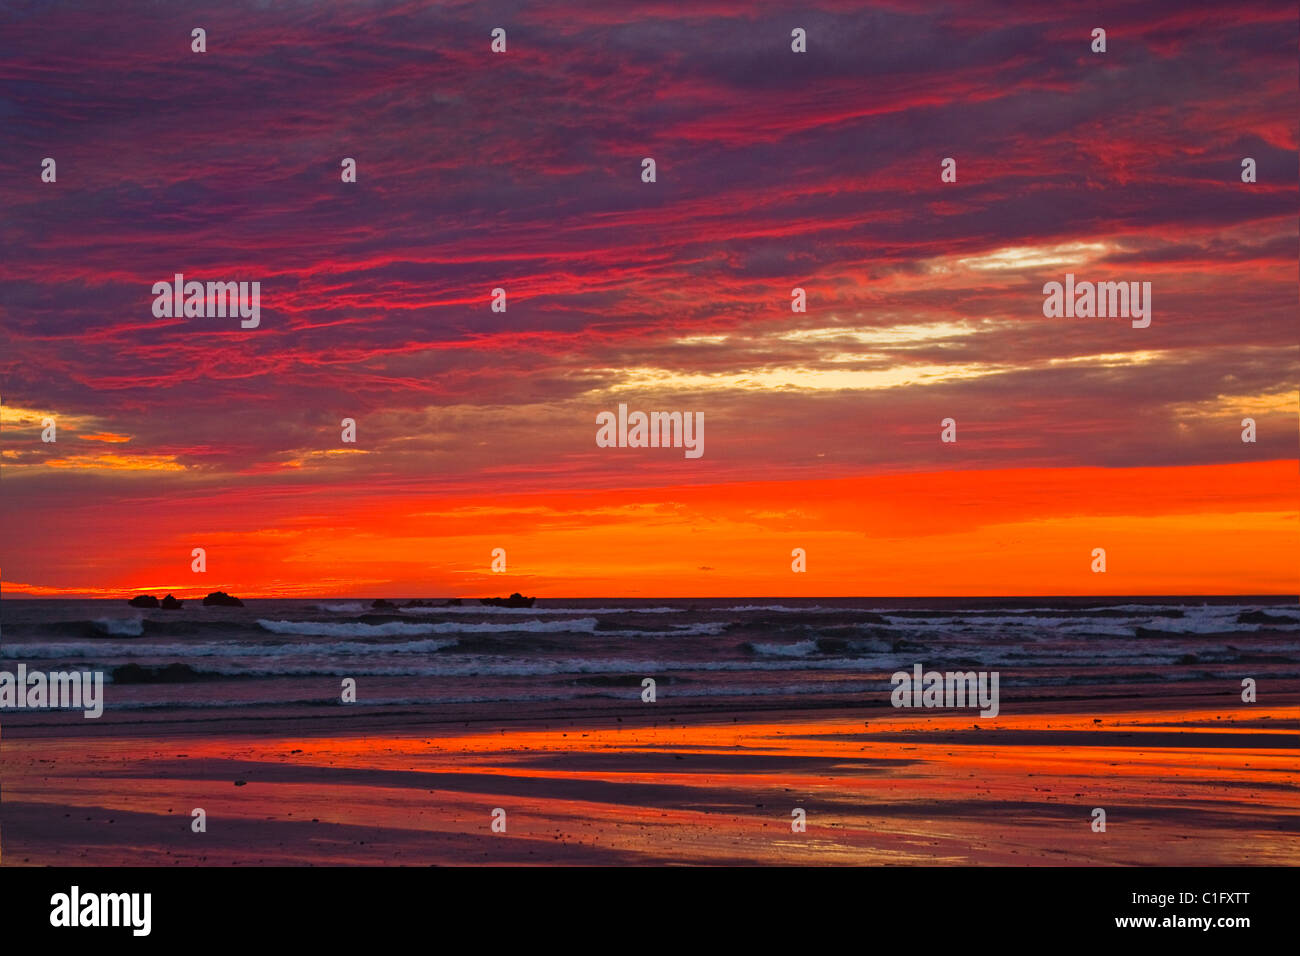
[41,454,187,472]
[932,241,1112,274]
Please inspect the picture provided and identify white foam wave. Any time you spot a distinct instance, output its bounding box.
[724,604,832,613]
[257,617,603,637]
[92,617,144,637]
[749,639,820,657]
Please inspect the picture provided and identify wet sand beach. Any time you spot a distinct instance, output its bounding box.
[4,693,1296,866]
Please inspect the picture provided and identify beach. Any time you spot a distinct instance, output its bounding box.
[3,598,1297,865]
[4,696,1297,865]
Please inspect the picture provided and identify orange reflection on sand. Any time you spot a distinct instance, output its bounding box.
[3,703,1296,865]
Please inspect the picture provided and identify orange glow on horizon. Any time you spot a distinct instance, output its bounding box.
[3,459,1294,599]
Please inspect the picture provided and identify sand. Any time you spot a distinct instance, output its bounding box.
[3,693,1297,866]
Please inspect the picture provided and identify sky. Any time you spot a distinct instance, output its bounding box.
[1,0,1296,598]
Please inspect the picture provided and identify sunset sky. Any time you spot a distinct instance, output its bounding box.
[2,0,1296,597]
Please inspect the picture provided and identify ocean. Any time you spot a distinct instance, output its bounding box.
[4,596,1297,730]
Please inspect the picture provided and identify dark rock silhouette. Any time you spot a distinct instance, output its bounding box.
[127,595,159,608]
[371,599,397,609]
[480,592,535,608]
[159,594,184,609]
[202,591,244,607]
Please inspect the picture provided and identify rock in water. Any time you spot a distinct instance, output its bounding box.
[202,591,245,607]
[127,595,159,608]
[479,592,536,608]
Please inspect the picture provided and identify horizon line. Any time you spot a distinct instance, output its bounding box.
[3,593,1296,602]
